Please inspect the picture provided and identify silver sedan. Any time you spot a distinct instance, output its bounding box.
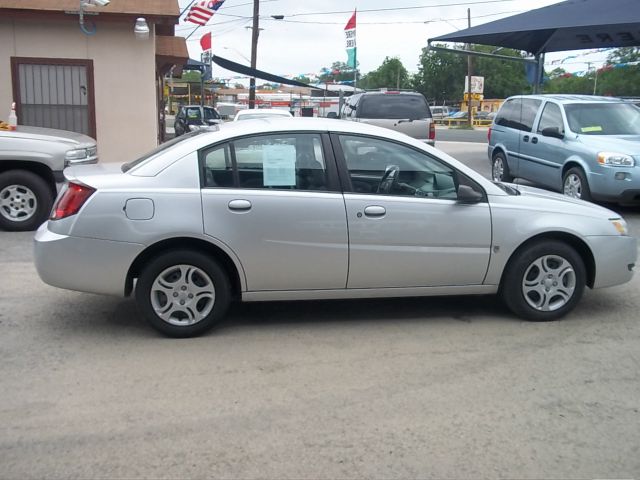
[34,118,637,337]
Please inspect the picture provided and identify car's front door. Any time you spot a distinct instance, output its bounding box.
[333,134,492,288]
[201,132,348,291]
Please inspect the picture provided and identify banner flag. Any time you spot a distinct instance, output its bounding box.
[344,10,357,69]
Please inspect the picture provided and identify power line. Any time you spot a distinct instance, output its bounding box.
[267,9,523,25]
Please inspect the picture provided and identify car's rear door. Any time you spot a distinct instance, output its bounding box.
[200,132,348,291]
[332,133,491,289]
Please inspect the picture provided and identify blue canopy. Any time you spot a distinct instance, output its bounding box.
[430,0,640,55]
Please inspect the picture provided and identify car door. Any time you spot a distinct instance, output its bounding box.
[332,134,492,289]
[513,98,555,185]
[200,132,348,291]
[358,94,432,141]
[526,101,567,190]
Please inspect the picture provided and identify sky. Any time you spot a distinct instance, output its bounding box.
[176,0,614,84]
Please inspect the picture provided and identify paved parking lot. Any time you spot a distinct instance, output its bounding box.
[1,142,639,478]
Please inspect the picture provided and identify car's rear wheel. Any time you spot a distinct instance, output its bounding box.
[492,151,513,182]
[136,250,230,337]
[0,170,53,231]
[501,240,586,321]
[563,167,591,202]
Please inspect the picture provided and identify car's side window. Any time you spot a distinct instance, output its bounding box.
[202,143,234,187]
[202,134,328,191]
[495,98,541,132]
[338,135,459,199]
[537,102,564,134]
[520,99,542,132]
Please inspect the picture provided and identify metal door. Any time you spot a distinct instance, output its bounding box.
[12,58,95,138]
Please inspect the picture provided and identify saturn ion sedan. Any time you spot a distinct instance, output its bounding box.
[34,118,637,337]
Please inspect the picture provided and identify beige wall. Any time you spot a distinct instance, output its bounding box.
[0,17,158,163]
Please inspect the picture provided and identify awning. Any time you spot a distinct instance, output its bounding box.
[430,0,640,55]
[212,55,313,88]
[156,36,189,76]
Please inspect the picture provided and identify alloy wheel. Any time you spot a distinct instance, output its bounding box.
[521,254,576,311]
[0,184,37,222]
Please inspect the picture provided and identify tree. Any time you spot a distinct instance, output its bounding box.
[360,57,410,90]
[607,47,640,63]
[412,44,532,103]
[412,44,466,104]
[181,70,202,82]
[470,45,530,98]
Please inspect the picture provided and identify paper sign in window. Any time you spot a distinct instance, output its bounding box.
[263,144,296,186]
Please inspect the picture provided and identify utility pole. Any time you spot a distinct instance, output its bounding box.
[466,8,472,127]
[248,0,260,109]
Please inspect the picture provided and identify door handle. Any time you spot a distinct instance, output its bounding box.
[523,135,530,142]
[228,199,252,211]
[363,205,386,217]
[531,137,538,144]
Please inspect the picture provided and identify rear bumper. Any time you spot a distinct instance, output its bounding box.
[586,235,637,288]
[34,222,145,297]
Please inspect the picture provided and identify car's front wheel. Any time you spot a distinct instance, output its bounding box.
[563,167,591,202]
[0,169,54,231]
[492,151,514,182]
[136,250,231,337]
[501,240,586,321]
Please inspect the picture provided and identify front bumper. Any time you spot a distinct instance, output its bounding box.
[586,235,637,289]
[588,166,640,203]
[34,222,145,297]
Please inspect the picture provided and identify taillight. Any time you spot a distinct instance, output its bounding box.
[487,127,492,143]
[429,122,436,141]
[51,182,95,220]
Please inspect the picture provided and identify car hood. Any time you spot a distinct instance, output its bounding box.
[1,125,96,147]
[578,134,640,155]
[506,183,619,218]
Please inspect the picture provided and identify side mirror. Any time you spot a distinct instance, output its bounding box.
[541,126,564,139]
[207,119,220,125]
[457,184,483,204]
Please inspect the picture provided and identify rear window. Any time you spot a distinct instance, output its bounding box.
[359,94,431,120]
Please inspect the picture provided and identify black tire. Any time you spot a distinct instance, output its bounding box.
[0,169,54,231]
[492,151,514,182]
[501,240,586,322]
[563,167,592,202]
[135,250,231,337]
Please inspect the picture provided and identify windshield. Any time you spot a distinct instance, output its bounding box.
[359,94,431,120]
[121,130,208,172]
[564,102,640,135]
[237,112,289,121]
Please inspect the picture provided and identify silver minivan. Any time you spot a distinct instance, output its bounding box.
[341,91,435,145]
[488,95,640,203]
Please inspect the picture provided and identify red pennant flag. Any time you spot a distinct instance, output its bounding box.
[344,10,356,30]
[200,32,212,51]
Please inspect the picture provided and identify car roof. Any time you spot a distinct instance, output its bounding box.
[506,94,628,105]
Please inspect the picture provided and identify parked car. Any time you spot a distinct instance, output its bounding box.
[174,105,221,136]
[430,105,451,120]
[488,95,640,203]
[0,125,97,231]
[341,91,435,145]
[233,108,292,121]
[34,118,636,337]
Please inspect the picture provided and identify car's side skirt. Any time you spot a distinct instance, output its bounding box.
[242,285,498,302]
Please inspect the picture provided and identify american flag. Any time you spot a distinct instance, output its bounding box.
[185,0,226,26]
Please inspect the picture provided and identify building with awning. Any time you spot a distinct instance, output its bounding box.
[0,0,188,161]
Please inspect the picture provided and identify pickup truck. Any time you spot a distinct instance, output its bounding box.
[0,126,98,231]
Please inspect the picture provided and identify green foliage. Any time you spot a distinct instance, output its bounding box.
[471,45,530,98]
[359,57,410,90]
[411,44,530,103]
[412,44,465,103]
[607,47,640,63]
[181,70,202,82]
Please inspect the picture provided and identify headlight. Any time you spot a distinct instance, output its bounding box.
[597,152,635,167]
[65,148,89,161]
[610,218,629,236]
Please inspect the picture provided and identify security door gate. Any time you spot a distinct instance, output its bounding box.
[11,58,96,138]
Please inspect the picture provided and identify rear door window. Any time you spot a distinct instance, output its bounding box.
[495,98,541,132]
[359,94,431,119]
